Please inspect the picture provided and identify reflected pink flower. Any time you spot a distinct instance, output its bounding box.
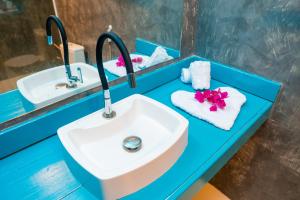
[116,55,125,67]
[132,57,143,63]
[116,55,143,67]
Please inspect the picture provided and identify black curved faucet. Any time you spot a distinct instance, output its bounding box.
[46,15,80,86]
[96,32,136,119]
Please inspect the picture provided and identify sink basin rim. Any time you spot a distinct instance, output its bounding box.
[57,94,189,180]
[17,62,100,107]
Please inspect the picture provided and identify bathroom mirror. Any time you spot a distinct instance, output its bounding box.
[0,0,183,129]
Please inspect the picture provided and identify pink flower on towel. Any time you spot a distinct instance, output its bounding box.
[116,55,143,67]
[220,91,228,99]
[194,91,205,103]
[194,88,229,111]
[209,105,217,112]
[217,99,226,109]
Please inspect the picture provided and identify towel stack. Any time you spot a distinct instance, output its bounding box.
[171,87,247,130]
[181,61,211,90]
[174,60,247,130]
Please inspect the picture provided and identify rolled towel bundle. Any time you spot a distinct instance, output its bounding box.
[180,68,191,83]
[180,61,211,90]
[143,46,173,67]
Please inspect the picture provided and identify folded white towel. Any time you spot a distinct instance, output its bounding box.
[180,61,211,90]
[171,87,246,130]
[103,54,150,77]
[143,46,173,67]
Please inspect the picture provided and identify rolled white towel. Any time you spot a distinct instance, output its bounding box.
[180,68,191,83]
[180,61,211,90]
[171,87,246,130]
[143,46,173,67]
[190,61,211,90]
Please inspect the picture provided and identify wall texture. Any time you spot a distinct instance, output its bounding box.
[54,0,183,63]
[194,0,300,199]
[0,0,60,92]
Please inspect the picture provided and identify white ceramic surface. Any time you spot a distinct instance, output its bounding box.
[17,63,100,107]
[58,94,188,200]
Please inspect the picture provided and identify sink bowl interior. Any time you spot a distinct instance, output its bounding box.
[69,97,181,173]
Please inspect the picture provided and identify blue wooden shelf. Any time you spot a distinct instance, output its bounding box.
[0,55,280,199]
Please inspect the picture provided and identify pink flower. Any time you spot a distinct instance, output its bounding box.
[217,99,226,109]
[132,57,143,63]
[194,88,229,112]
[194,91,205,103]
[220,91,228,98]
[203,90,211,98]
[210,105,217,111]
[116,55,143,67]
[116,55,125,67]
[213,94,220,102]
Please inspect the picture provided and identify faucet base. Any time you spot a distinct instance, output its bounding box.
[66,82,78,89]
[103,110,116,119]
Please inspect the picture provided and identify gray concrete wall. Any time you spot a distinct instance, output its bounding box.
[54,0,184,62]
[194,0,300,199]
[0,0,60,90]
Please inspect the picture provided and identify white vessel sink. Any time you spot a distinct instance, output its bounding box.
[17,63,100,107]
[58,94,188,199]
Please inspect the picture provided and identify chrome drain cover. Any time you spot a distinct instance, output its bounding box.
[123,136,142,152]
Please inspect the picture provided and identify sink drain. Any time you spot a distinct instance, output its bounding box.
[123,136,142,152]
[55,82,68,89]
[55,82,77,89]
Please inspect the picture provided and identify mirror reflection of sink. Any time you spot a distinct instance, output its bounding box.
[58,94,188,200]
[17,63,100,107]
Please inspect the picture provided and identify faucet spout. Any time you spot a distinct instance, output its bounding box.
[46,15,79,84]
[95,31,136,119]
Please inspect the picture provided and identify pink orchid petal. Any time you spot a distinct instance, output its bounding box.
[217,99,226,109]
[116,55,126,67]
[211,90,218,96]
[210,105,217,112]
[221,91,228,99]
[203,90,211,98]
[116,61,124,67]
[195,91,205,103]
[195,89,228,111]
[117,55,124,62]
[213,94,221,101]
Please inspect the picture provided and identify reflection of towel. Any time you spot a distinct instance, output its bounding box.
[143,46,173,67]
[180,61,211,90]
[103,54,149,77]
[171,87,246,130]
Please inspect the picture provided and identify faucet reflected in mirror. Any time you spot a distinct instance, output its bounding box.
[0,0,182,128]
[46,15,82,88]
[95,31,136,119]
